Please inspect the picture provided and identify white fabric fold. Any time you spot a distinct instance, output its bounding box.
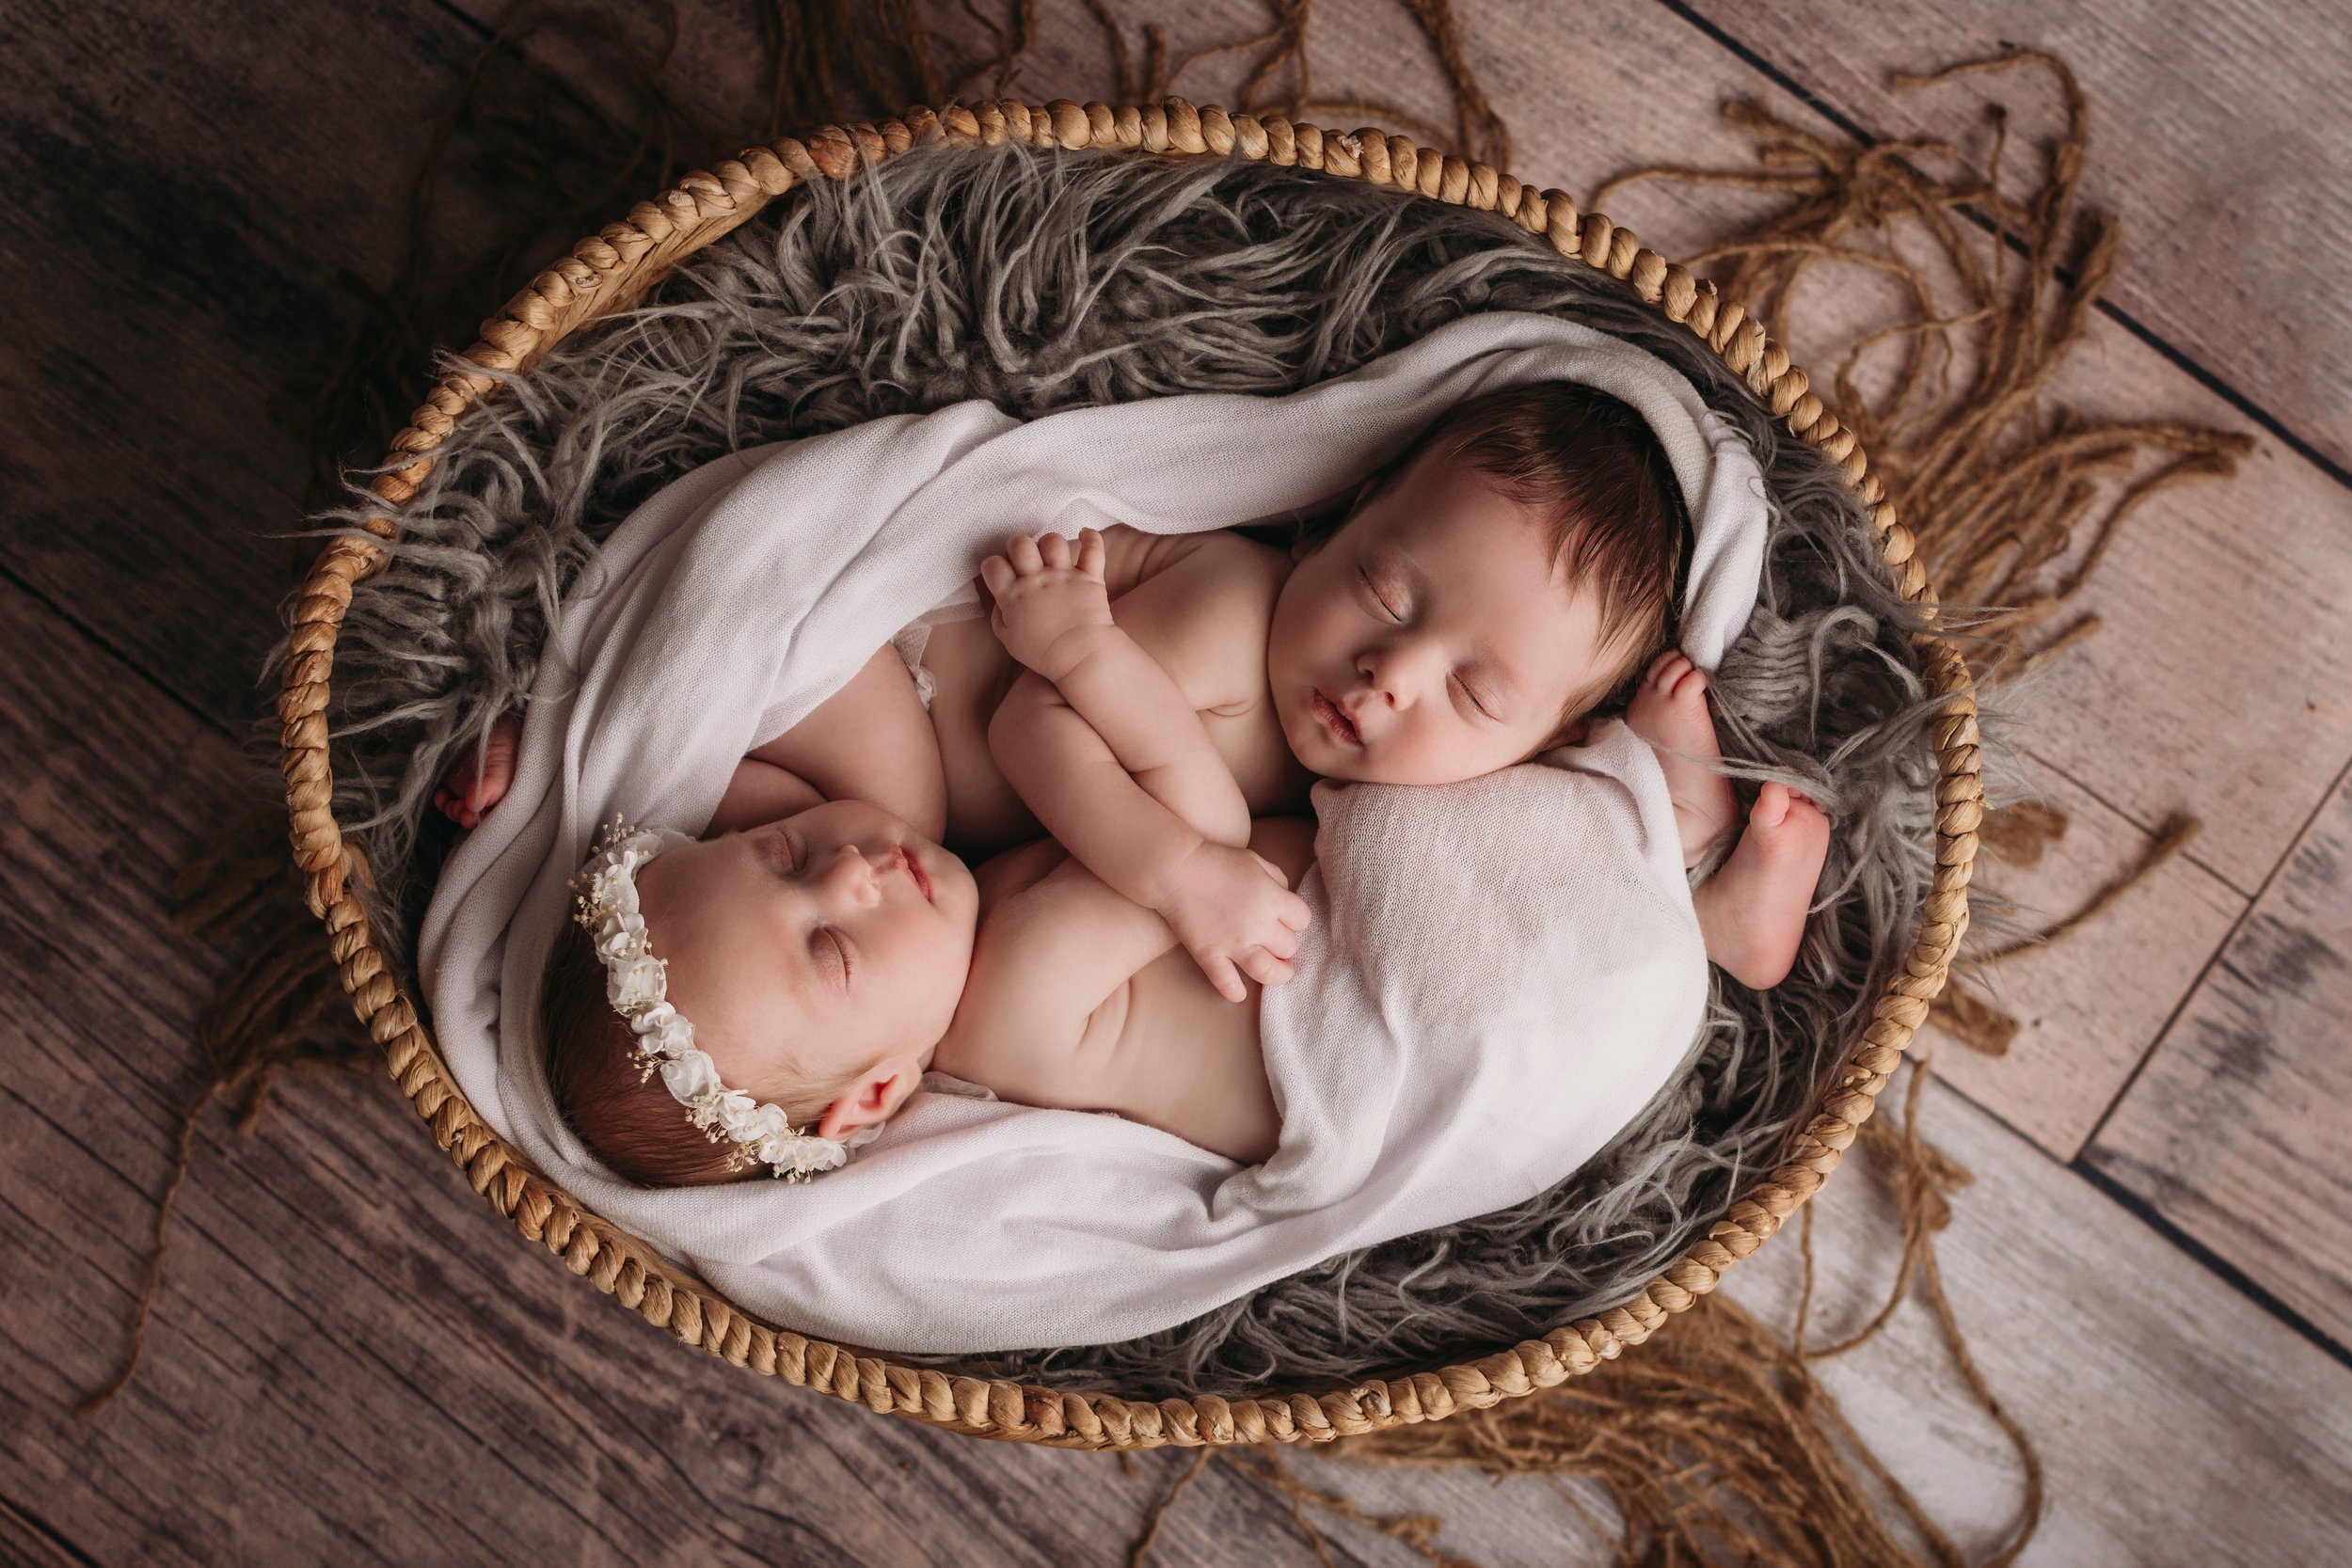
[418,311,1755,1353]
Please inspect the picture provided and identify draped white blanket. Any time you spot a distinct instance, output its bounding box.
[417,312,1761,1353]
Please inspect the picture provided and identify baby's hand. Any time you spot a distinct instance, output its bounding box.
[979,529,1116,682]
[1158,841,1312,1003]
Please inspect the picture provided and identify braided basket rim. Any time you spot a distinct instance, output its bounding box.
[274,97,1981,1453]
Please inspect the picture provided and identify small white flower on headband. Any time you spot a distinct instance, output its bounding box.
[569,818,879,1180]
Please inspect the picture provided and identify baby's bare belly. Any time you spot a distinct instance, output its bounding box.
[1079,814,1312,1166]
[1094,954,1279,1166]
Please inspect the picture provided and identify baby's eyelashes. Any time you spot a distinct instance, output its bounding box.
[814,927,851,990]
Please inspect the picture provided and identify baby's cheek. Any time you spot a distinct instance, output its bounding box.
[1410,725,1519,785]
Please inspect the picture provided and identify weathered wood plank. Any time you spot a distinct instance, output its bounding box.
[0,0,516,733]
[1724,1068,2352,1563]
[2087,755,2352,1350]
[1676,0,2352,474]
[1927,763,2244,1159]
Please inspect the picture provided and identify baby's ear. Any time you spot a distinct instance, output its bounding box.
[815,1062,920,1142]
[1545,714,1594,750]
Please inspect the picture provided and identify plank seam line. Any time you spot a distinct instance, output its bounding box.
[0,1488,104,1568]
[0,560,246,748]
[2076,745,2352,1151]
[1648,0,2352,491]
[1928,1064,2352,1375]
[2068,1158,2352,1372]
[2011,744,2253,901]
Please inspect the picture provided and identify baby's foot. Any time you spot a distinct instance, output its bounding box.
[432,715,521,830]
[1626,651,1739,870]
[1691,783,1832,990]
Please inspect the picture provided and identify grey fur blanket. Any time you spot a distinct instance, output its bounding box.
[310,142,1968,1396]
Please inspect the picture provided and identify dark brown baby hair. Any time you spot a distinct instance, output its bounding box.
[1319,380,1692,728]
[542,912,745,1187]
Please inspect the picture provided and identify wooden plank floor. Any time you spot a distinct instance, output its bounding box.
[5,1,2349,1561]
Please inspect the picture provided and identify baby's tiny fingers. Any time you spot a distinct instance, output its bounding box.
[1076,528,1105,578]
[1239,949,1294,989]
[1038,531,1072,569]
[1248,850,1292,890]
[1006,534,1043,573]
[979,556,1015,596]
[1280,891,1311,931]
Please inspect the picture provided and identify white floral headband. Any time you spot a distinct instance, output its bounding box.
[570,819,878,1180]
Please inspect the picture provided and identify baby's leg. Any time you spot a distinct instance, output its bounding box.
[1691,783,1831,990]
[433,714,521,829]
[1625,652,1738,870]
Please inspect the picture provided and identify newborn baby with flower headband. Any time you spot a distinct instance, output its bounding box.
[538,799,1313,1183]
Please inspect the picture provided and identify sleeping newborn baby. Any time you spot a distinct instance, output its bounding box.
[978,382,1828,997]
[541,796,1309,1182]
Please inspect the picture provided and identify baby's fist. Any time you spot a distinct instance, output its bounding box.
[980,529,1115,681]
[1160,842,1313,1004]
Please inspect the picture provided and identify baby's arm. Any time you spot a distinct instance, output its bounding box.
[733,642,948,842]
[983,531,1307,1001]
[983,531,1252,851]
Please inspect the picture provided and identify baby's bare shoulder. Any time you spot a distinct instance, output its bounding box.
[1104,529,1287,710]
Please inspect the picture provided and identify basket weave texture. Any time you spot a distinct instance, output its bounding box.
[274,98,1981,1452]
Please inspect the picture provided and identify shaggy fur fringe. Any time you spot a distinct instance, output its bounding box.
[298,143,2002,1395]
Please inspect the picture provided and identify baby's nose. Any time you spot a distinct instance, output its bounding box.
[819,846,884,903]
[1359,642,1434,706]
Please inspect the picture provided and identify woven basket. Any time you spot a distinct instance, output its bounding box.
[274,98,1980,1452]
